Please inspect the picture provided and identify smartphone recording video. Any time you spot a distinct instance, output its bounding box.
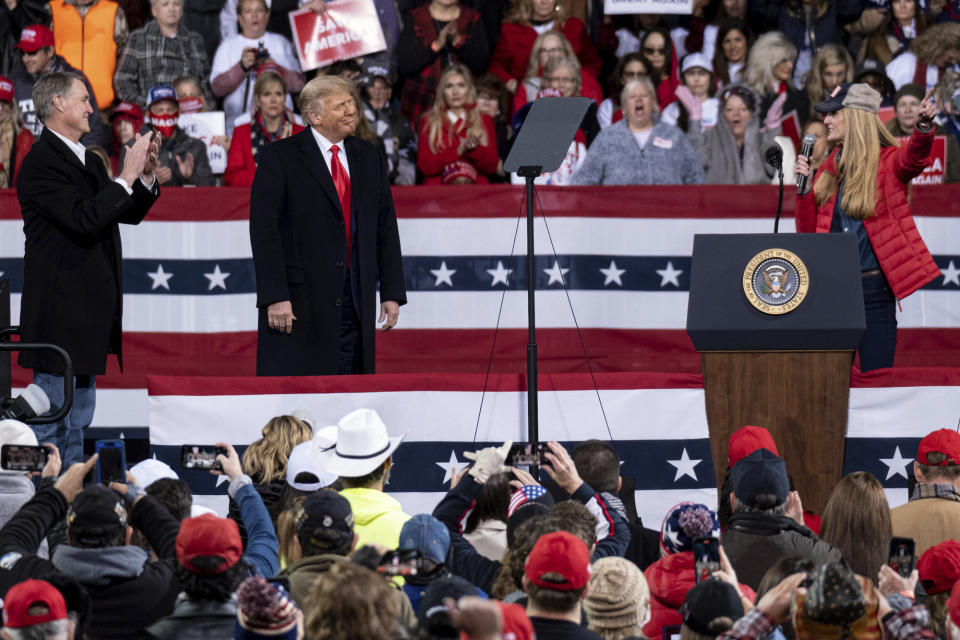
[889,537,916,578]
[180,445,225,471]
[0,444,48,472]
[693,537,720,584]
[505,442,547,466]
[95,439,126,485]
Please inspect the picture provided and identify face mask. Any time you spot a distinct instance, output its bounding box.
[149,112,178,138]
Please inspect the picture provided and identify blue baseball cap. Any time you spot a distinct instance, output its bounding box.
[146,84,178,108]
[398,514,450,565]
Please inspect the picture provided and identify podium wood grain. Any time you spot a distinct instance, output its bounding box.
[701,350,851,514]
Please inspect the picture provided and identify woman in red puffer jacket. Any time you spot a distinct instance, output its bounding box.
[795,82,941,372]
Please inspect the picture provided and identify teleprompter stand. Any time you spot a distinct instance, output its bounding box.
[504,96,590,449]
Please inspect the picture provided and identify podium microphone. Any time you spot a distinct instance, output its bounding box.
[766,143,785,233]
[765,144,783,172]
[796,133,817,195]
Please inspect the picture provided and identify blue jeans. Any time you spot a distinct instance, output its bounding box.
[857,272,898,372]
[32,372,96,467]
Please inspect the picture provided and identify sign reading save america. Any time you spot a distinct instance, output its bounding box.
[289,0,386,72]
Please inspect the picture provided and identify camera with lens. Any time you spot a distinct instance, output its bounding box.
[255,41,270,63]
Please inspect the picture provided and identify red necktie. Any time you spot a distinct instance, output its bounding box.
[330,144,351,260]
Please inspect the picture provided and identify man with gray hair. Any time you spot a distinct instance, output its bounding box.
[15,71,160,465]
[720,448,841,590]
[249,74,405,376]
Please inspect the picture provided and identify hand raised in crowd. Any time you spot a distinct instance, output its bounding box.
[465,440,512,483]
[40,443,62,479]
[378,301,399,331]
[444,596,503,640]
[509,465,541,490]
[785,490,804,526]
[213,442,244,481]
[756,572,807,624]
[918,87,938,126]
[53,454,97,503]
[109,470,147,507]
[459,133,481,156]
[877,564,919,597]
[267,300,296,333]
[675,85,702,122]
[119,132,154,186]
[302,0,327,14]
[175,152,195,182]
[241,47,258,71]
[541,441,583,495]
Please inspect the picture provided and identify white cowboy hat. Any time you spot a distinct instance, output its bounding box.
[316,408,404,478]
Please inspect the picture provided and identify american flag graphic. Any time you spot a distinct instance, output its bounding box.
[508,485,551,517]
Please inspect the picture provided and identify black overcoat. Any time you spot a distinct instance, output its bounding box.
[16,128,157,375]
[250,129,406,376]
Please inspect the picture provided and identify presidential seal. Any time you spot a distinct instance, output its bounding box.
[742,249,809,315]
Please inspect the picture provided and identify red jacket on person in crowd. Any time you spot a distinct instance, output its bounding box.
[489,19,602,86]
[224,120,306,187]
[642,552,757,640]
[416,111,499,184]
[3,128,34,187]
[795,126,941,300]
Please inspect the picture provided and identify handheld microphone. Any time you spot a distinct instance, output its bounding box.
[0,384,51,422]
[765,144,783,171]
[796,133,817,194]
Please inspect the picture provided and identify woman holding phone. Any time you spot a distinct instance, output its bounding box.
[794,82,941,372]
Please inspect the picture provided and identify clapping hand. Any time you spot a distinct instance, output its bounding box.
[175,152,195,182]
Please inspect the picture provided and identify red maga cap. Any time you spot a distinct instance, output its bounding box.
[916,429,960,466]
[918,540,960,595]
[2,580,67,629]
[176,513,243,574]
[728,425,778,468]
[14,25,54,52]
[524,531,591,591]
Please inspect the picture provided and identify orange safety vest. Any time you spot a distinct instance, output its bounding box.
[51,0,119,109]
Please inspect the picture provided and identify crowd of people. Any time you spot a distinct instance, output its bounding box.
[4,0,960,187]
[0,410,959,640]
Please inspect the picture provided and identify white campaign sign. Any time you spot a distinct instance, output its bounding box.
[178,111,228,174]
[604,0,693,14]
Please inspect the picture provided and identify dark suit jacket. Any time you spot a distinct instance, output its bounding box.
[249,129,406,376]
[16,128,158,375]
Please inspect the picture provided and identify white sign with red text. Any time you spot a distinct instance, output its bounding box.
[604,0,693,14]
[178,111,227,174]
[897,135,947,185]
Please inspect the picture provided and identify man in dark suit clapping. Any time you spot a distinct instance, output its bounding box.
[250,75,406,376]
[16,71,160,465]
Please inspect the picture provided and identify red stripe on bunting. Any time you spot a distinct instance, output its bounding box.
[3,185,960,221]
[9,328,958,389]
[145,371,706,396]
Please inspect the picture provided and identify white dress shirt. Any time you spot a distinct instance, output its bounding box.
[310,128,351,179]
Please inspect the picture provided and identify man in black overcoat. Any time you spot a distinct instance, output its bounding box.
[16,71,159,465]
[250,75,405,376]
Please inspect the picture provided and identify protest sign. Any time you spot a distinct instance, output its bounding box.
[289,0,386,71]
[179,111,228,174]
[604,0,693,14]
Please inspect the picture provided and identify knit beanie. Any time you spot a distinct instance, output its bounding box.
[235,577,300,639]
[660,502,721,555]
[583,557,650,630]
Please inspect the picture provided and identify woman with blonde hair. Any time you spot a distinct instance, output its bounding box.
[745,32,809,148]
[819,471,892,582]
[227,414,313,541]
[489,0,600,96]
[417,64,498,184]
[795,82,941,371]
[804,43,854,120]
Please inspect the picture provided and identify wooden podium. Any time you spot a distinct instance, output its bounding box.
[686,234,866,513]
